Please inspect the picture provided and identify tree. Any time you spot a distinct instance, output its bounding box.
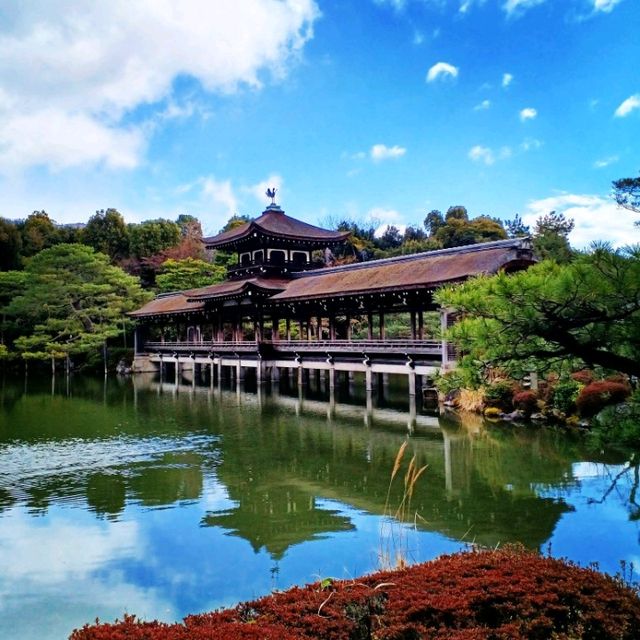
[19,210,60,257]
[532,211,574,263]
[445,206,469,222]
[82,209,130,261]
[0,218,22,270]
[219,214,251,234]
[504,214,530,238]
[378,225,403,250]
[612,173,640,225]
[128,219,181,259]
[156,258,226,293]
[424,210,444,236]
[435,244,640,378]
[5,244,151,363]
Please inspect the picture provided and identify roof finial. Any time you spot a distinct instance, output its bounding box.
[266,187,277,205]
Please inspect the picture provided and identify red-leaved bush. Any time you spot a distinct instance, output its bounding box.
[512,390,538,416]
[70,548,640,640]
[576,381,631,417]
[571,370,595,385]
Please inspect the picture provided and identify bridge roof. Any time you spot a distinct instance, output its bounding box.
[270,238,534,303]
[185,277,289,301]
[128,292,204,318]
[202,205,350,250]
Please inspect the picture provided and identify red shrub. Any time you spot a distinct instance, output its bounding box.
[576,381,631,417]
[512,390,538,416]
[70,549,640,640]
[571,370,595,385]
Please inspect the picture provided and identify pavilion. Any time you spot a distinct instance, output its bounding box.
[130,198,535,393]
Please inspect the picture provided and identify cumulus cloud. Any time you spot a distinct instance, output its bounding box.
[0,1,319,172]
[503,0,547,16]
[522,193,638,248]
[614,95,640,117]
[371,144,407,162]
[502,73,514,88]
[593,0,624,12]
[426,62,459,83]
[366,207,406,237]
[474,99,491,111]
[520,107,538,121]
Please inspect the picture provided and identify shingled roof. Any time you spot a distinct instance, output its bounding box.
[185,277,289,301]
[128,292,204,318]
[270,238,535,303]
[203,205,350,250]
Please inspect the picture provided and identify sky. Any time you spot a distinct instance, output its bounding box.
[0,0,638,247]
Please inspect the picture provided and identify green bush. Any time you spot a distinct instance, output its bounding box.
[551,379,582,415]
[484,380,515,410]
[589,392,640,450]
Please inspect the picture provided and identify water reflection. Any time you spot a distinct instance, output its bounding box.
[0,373,638,640]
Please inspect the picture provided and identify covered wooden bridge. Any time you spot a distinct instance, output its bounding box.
[130,201,535,395]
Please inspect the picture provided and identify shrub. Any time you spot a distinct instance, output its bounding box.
[590,392,640,449]
[576,380,632,417]
[484,380,516,410]
[70,548,640,640]
[458,388,485,413]
[551,378,582,415]
[512,390,538,416]
[571,369,595,385]
[484,407,502,420]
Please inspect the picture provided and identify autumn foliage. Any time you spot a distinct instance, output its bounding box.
[576,381,631,417]
[70,548,640,640]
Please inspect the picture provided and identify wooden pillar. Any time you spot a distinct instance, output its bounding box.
[367,311,373,340]
[286,317,291,341]
[408,369,416,397]
[329,316,336,341]
[418,310,425,340]
[272,315,280,342]
[365,366,373,392]
[410,311,417,341]
[379,311,385,340]
[346,314,352,341]
[298,319,304,341]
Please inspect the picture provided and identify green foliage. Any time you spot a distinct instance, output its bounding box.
[551,379,582,414]
[434,213,507,249]
[82,209,130,261]
[423,209,444,235]
[532,211,574,263]
[433,368,479,395]
[156,258,226,293]
[5,244,151,361]
[505,214,530,238]
[484,380,515,410]
[0,217,22,270]
[128,219,181,259]
[589,391,640,450]
[436,245,640,378]
[613,173,640,218]
[19,211,61,258]
[219,214,251,233]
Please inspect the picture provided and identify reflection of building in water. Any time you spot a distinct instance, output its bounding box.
[203,488,354,560]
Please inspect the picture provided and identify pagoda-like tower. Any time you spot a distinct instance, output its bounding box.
[202,200,350,280]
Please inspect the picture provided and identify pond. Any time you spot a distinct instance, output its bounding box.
[0,373,638,639]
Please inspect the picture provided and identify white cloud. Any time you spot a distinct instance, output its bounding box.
[474,99,492,111]
[468,145,512,165]
[426,62,459,83]
[0,1,319,172]
[366,207,406,237]
[502,72,514,88]
[614,94,640,118]
[593,0,623,12]
[371,144,407,162]
[468,145,495,165]
[247,174,284,205]
[523,193,639,248]
[201,177,239,216]
[593,155,619,168]
[520,107,538,121]
[503,0,547,16]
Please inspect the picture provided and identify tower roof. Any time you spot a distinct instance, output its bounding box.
[203,204,350,250]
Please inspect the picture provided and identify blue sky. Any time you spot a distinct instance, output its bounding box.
[0,0,638,246]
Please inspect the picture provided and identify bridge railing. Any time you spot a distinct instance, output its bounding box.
[143,339,443,356]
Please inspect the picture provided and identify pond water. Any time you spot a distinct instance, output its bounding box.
[0,373,638,639]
